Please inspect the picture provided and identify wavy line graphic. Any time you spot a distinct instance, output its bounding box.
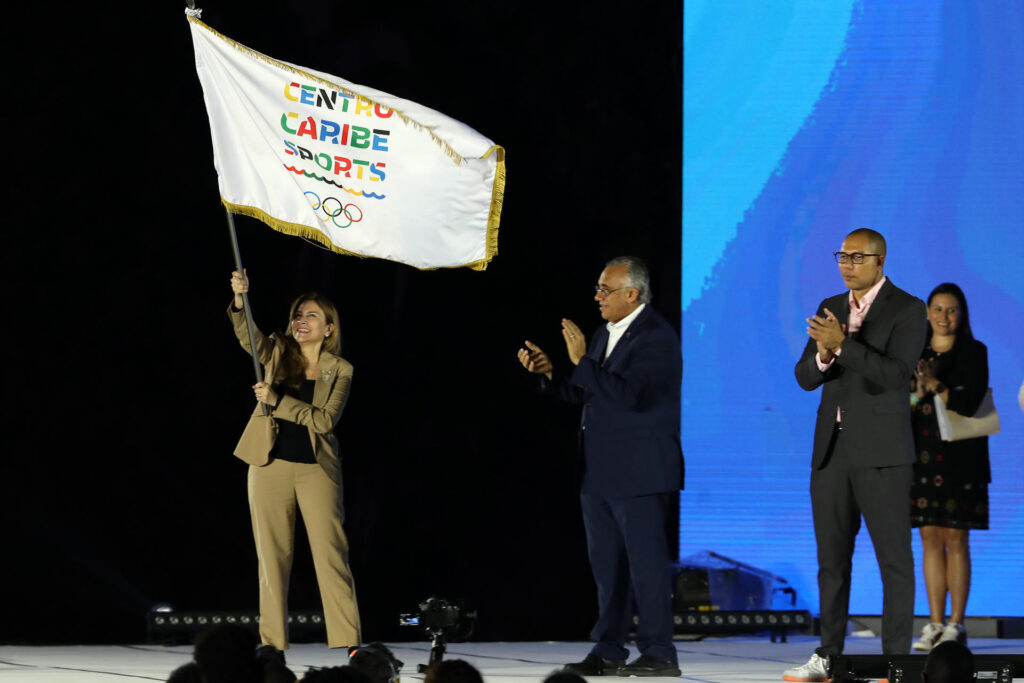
[283,164,387,200]
[284,164,346,189]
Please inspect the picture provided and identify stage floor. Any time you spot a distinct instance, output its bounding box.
[1,636,1021,682]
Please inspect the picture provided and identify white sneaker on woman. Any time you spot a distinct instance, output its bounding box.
[912,622,945,651]
[782,653,830,682]
[938,622,967,645]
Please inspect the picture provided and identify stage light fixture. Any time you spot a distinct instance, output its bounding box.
[664,609,812,641]
[147,606,326,644]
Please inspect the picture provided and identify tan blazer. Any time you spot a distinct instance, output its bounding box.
[229,305,353,486]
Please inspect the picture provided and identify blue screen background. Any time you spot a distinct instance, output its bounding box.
[682,0,1024,617]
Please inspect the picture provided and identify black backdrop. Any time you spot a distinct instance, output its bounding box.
[3,0,680,644]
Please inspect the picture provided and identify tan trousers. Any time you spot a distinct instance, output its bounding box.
[248,459,361,649]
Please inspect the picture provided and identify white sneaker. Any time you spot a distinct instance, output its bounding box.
[938,622,967,645]
[912,622,945,651]
[782,653,830,682]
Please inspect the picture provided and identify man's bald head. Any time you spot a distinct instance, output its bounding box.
[846,228,887,257]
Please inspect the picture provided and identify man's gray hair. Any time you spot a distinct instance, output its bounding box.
[606,256,652,303]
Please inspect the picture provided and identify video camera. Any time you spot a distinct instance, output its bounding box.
[399,597,476,672]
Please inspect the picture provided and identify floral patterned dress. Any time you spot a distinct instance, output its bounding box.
[909,342,990,530]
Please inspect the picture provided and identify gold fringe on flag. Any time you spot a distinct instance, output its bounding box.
[223,179,504,271]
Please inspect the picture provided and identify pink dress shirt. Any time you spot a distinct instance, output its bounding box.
[817,276,888,421]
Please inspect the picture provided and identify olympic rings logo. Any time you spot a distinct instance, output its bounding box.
[305,191,363,229]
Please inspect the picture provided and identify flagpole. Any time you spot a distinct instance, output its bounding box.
[186,3,266,414]
[226,208,270,416]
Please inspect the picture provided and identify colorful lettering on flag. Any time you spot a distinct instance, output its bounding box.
[188,15,505,270]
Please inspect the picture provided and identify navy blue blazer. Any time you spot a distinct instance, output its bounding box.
[545,305,684,497]
[795,278,927,470]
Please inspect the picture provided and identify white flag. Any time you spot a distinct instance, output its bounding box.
[188,16,505,270]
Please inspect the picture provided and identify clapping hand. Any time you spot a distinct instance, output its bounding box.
[518,341,553,380]
[561,319,586,365]
[915,358,936,395]
[807,307,846,360]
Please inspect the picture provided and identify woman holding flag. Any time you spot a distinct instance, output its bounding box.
[229,270,361,655]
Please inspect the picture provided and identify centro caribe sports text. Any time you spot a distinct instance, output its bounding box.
[281,81,390,183]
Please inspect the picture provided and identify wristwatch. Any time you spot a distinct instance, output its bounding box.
[934,382,947,394]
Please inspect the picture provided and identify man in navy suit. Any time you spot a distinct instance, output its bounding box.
[518,256,683,677]
[785,229,927,682]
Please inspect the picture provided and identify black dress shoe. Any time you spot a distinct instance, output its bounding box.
[563,654,626,676]
[614,655,680,677]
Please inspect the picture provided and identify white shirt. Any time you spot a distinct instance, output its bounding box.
[605,303,646,359]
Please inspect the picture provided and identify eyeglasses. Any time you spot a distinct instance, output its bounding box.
[833,252,880,265]
[594,286,631,297]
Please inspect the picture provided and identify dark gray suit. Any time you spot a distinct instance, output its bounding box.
[795,278,927,656]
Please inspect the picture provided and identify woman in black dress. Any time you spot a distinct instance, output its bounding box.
[909,283,989,651]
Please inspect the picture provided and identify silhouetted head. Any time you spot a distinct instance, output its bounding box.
[192,623,261,683]
[922,640,974,683]
[423,659,484,683]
